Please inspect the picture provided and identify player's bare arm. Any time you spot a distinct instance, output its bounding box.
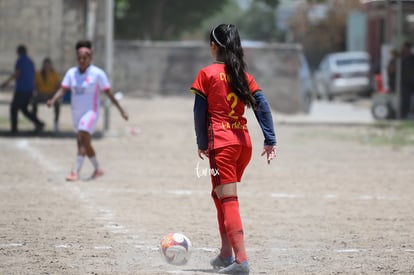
[47,87,66,107]
[104,90,129,121]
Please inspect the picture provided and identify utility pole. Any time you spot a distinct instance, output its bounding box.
[395,0,403,119]
[86,0,97,41]
[104,0,114,132]
[87,0,113,132]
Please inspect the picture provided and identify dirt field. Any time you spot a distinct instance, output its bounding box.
[0,94,413,274]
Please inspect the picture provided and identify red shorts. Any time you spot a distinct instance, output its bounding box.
[208,145,252,189]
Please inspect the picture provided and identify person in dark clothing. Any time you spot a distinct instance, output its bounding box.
[387,49,398,93]
[400,41,414,118]
[0,45,44,133]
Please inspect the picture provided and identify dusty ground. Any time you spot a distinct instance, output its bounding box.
[0,93,413,274]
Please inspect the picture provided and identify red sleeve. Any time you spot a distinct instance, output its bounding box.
[191,70,208,99]
[246,73,261,93]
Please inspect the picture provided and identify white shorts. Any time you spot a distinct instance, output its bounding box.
[73,110,99,134]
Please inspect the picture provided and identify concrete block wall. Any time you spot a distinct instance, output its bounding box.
[113,41,304,114]
[0,0,107,76]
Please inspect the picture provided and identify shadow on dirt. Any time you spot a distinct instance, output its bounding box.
[0,130,104,139]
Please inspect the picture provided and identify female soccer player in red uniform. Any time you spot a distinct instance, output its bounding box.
[191,24,277,274]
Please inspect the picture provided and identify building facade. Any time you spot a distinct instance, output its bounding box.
[0,0,108,76]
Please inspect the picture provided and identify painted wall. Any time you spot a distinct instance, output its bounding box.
[0,0,107,76]
[113,41,306,114]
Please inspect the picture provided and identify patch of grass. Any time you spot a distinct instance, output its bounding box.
[362,121,414,147]
[0,117,34,129]
[291,121,414,148]
[0,117,9,124]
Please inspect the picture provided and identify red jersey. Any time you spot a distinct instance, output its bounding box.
[191,63,261,150]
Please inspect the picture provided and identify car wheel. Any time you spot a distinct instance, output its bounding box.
[371,102,393,119]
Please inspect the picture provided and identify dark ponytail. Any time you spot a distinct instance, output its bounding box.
[210,24,257,109]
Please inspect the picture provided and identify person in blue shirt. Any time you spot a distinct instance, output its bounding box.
[1,45,44,134]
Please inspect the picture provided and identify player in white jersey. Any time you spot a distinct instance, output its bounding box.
[48,40,128,181]
[63,64,108,133]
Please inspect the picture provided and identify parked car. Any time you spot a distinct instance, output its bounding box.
[314,51,373,100]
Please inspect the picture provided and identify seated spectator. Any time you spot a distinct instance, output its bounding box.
[33,57,61,132]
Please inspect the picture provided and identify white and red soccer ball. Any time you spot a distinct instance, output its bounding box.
[159,233,192,266]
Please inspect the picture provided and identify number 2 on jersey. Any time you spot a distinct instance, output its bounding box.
[227,92,239,119]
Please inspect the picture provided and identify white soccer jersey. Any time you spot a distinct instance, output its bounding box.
[62,65,111,132]
[62,65,111,117]
[62,64,110,120]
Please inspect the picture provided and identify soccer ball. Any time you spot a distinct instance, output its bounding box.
[159,233,192,265]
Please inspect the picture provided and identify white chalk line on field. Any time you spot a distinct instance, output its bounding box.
[15,139,62,180]
[10,139,222,268]
[12,139,139,253]
[71,187,401,202]
[0,243,25,248]
[3,140,404,203]
[7,139,411,258]
[1,184,401,202]
[270,192,400,201]
[2,242,413,256]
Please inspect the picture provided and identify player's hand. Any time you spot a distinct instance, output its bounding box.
[198,149,209,160]
[46,99,53,108]
[261,145,276,164]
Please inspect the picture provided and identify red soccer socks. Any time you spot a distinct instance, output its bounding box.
[212,191,232,258]
[220,195,247,264]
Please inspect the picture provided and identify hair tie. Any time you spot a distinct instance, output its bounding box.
[77,47,92,55]
[212,27,226,48]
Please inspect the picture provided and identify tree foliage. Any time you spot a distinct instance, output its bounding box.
[199,0,282,42]
[289,0,362,68]
[237,0,282,41]
[115,0,282,41]
[115,0,229,40]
